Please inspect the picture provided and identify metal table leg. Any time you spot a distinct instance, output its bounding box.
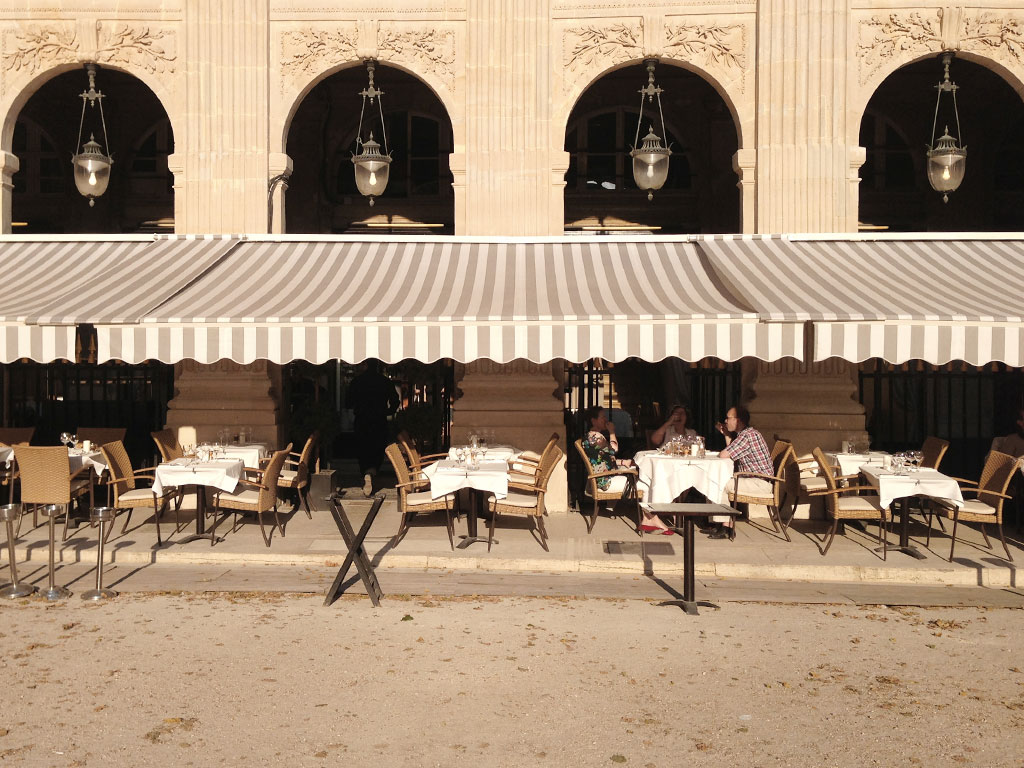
[324,494,385,606]
[457,488,494,549]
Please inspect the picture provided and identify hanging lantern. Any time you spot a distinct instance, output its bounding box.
[629,59,672,201]
[71,63,113,207]
[926,52,966,203]
[351,60,392,206]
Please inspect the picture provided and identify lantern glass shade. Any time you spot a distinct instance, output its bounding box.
[926,134,966,194]
[351,133,392,198]
[72,138,112,200]
[630,129,671,191]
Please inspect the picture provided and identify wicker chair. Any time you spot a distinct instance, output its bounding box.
[14,445,91,542]
[78,427,127,446]
[99,440,177,544]
[398,437,447,492]
[386,442,456,548]
[921,436,950,470]
[486,445,563,552]
[726,440,797,541]
[926,450,1019,562]
[276,432,317,518]
[573,438,644,535]
[810,447,888,559]
[151,429,184,462]
[211,446,290,547]
[512,433,559,474]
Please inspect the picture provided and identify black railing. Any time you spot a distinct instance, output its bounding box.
[859,360,1024,481]
[1,361,175,467]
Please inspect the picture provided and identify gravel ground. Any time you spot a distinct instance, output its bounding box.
[1,593,1022,768]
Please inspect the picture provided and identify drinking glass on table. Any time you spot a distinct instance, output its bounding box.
[59,432,71,449]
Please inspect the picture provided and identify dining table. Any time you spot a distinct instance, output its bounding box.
[423,456,512,548]
[200,442,268,469]
[859,464,964,559]
[825,450,889,478]
[633,451,734,504]
[153,457,245,544]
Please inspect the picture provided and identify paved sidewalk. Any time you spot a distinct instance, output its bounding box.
[2,485,1021,598]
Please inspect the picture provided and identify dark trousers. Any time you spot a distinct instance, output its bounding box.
[355,419,388,474]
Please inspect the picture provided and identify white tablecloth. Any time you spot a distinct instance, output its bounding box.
[860,465,964,511]
[826,451,889,477]
[0,445,12,467]
[447,445,517,462]
[633,451,734,505]
[424,459,509,500]
[201,444,267,468]
[153,458,244,496]
[68,448,107,477]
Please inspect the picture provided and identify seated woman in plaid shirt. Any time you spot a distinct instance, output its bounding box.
[712,405,773,540]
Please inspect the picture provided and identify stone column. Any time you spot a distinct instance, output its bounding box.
[0,151,19,234]
[180,0,269,233]
[165,360,284,449]
[756,0,858,232]
[167,152,184,234]
[732,148,756,234]
[745,357,868,458]
[464,0,556,235]
[268,152,292,234]
[454,360,568,512]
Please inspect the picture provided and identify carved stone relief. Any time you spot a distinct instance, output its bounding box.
[663,19,746,90]
[1,22,176,95]
[562,20,642,92]
[378,25,456,91]
[858,9,1024,86]
[279,26,359,84]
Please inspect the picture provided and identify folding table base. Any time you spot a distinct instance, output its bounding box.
[324,494,385,607]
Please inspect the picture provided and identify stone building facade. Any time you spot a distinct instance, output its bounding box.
[2,1,1023,510]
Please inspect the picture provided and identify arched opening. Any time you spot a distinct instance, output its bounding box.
[858,56,1024,231]
[563,63,740,234]
[285,64,455,234]
[11,67,174,233]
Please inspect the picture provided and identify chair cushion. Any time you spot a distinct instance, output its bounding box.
[836,495,883,513]
[219,489,260,506]
[119,488,159,504]
[800,477,828,492]
[495,490,540,509]
[279,469,297,482]
[959,499,997,516]
[406,490,445,507]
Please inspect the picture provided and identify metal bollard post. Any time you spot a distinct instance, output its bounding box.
[39,504,71,600]
[82,507,117,601]
[0,504,37,599]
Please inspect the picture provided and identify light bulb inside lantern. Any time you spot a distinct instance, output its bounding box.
[942,166,950,181]
[88,171,97,186]
[646,164,654,178]
[369,171,377,186]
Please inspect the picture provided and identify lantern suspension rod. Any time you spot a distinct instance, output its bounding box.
[930,52,961,146]
[78,63,110,159]
[633,58,666,151]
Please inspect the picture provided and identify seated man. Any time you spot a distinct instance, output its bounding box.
[713,405,773,540]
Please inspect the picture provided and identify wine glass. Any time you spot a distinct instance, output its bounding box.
[909,450,923,471]
[59,432,71,449]
[68,433,78,450]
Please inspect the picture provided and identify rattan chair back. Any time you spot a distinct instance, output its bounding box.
[99,441,136,503]
[256,447,290,512]
[14,445,72,504]
[0,427,35,446]
[812,446,840,514]
[773,440,801,506]
[293,432,318,487]
[977,450,1019,512]
[533,445,563,509]
[151,429,183,462]
[78,427,127,446]
[921,436,950,470]
[386,442,414,494]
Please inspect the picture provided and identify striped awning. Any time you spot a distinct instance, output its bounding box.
[0,236,239,362]
[699,236,1024,366]
[97,239,804,365]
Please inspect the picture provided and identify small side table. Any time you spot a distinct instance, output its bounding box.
[647,502,740,616]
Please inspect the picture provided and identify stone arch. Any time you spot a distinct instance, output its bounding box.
[852,51,1024,147]
[556,57,747,153]
[0,61,180,155]
[275,59,459,157]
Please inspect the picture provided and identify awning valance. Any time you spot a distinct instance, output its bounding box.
[699,236,1024,366]
[96,239,803,365]
[0,236,239,363]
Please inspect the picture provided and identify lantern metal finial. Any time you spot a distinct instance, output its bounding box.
[72,63,113,207]
[629,59,672,201]
[926,51,966,203]
[351,59,392,205]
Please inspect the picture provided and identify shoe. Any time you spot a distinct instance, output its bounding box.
[362,473,373,497]
[640,524,660,533]
[660,528,674,536]
[708,528,732,540]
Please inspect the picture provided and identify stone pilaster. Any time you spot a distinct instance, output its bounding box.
[268,152,292,235]
[181,0,269,233]
[756,0,857,232]
[745,358,868,458]
[165,360,284,449]
[464,0,555,235]
[0,150,18,234]
[454,359,568,511]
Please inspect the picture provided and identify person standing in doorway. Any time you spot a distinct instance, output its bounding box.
[346,359,400,497]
